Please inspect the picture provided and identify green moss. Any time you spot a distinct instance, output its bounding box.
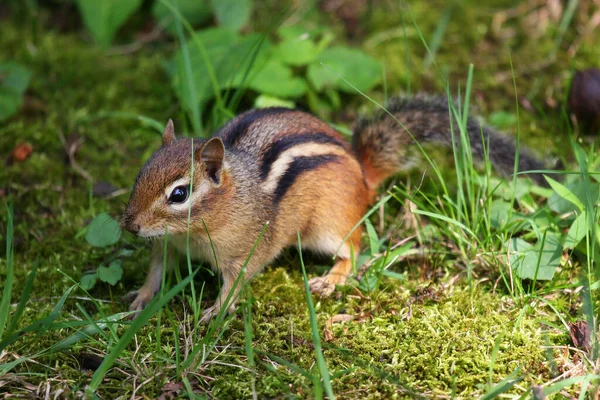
[0,3,593,398]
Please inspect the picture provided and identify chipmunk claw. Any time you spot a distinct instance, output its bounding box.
[308,276,336,297]
[200,305,217,324]
[126,290,153,319]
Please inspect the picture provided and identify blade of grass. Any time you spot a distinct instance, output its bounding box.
[80,111,164,133]
[334,194,392,257]
[481,366,523,400]
[0,284,77,351]
[423,4,452,68]
[173,3,202,133]
[552,0,578,58]
[5,260,38,337]
[159,0,224,123]
[49,312,129,353]
[87,269,198,393]
[0,199,15,340]
[297,232,335,400]
[243,270,257,400]
[543,375,600,396]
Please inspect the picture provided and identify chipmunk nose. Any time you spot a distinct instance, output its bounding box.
[126,223,141,234]
[121,215,141,234]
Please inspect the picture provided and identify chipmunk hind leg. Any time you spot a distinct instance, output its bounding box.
[305,229,360,297]
[303,219,363,297]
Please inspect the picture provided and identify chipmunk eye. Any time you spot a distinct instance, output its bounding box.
[168,186,189,204]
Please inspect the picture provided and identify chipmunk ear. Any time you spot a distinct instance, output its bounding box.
[162,119,175,146]
[196,137,225,184]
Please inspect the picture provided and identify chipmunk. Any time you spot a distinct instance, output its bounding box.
[122,94,546,322]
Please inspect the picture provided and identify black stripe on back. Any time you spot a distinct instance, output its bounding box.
[273,154,341,205]
[220,107,292,148]
[260,133,349,179]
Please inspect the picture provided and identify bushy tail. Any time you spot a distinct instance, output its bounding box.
[351,94,548,191]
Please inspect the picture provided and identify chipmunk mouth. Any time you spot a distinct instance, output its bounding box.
[137,228,166,239]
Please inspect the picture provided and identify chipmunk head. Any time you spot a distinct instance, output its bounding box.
[122,120,226,238]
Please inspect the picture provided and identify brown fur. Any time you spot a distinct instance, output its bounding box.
[353,94,548,188]
[123,95,547,322]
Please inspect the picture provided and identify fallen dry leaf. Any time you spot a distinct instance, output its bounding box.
[569,320,591,352]
[7,142,33,165]
[158,381,185,400]
[93,181,118,198]
[287,334,315,350]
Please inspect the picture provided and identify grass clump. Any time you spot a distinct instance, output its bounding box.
[2,1,600,398]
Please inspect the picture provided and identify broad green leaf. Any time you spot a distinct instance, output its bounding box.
[80,273,98,290]
[0,88,24,122]
[507,234,562,281]
[76,0,143,48]
[85,212,121,248]
[546,176,585,212]
[211,0,251,31]
[273,34,321,66]
[359,275,378,293]
[169,29,273,108]
[490,199,512,229]
[169,27,240,113]
[243,59,306,98]
[0,63,32,122]
[307,46,381,93]
[0,62,32,92]
[152,0,212,36]
[98,260,123,286]
[548,180,600,215]
[565,212,588,249]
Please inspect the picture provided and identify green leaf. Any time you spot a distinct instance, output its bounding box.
[169,29,274,108]
[488,111,517,129]
[253,94,295,109]
[98,260,123,286]
[565,211,588,249]
[273,34,321,66]
[546,176,585,212]
[507,234,562,281]
[49,312,129,353]
[0,62,32,122]
[211,0,251,31]
[490,199,512,229]
[85,212,121,248]
[76,0,143,48]
[152,0,212,37]
[80,273,98,290]
[307,46,381,93]
[0,62,32,93]
[243,59,306,98]
[358,275,378,293]
[364,219,379,255]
